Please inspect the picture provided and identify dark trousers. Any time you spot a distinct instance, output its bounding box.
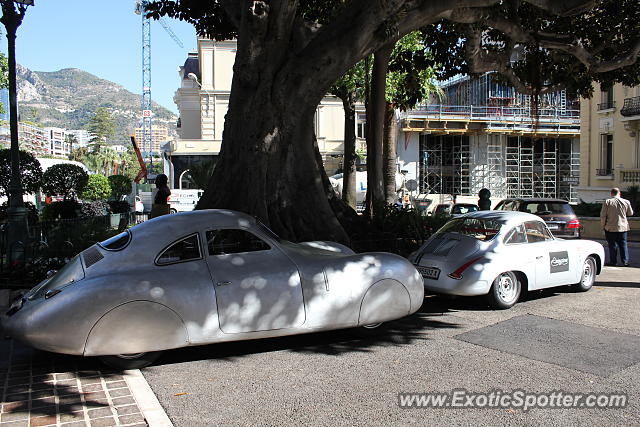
[605,231,629,265]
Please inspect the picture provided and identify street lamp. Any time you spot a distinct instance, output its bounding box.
[1,0,34,260]
[187,72,211,115]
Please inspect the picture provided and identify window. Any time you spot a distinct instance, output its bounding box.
[504,224,527,244]
[599,83,614,110]
[437,218,502,241]
[524,221,553,243]
[598,134,613,175]
[521,202,574,215]
[156,233,202,265]
[207,229,271,256]
[99,230,131,251]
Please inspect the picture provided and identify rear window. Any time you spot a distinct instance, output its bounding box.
[521,202,573,215]
[437,218,502,241]
[452,204,478,215]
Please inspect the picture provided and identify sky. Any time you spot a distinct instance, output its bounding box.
[2,0,197,114]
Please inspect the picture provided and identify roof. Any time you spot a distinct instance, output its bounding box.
[464,210,543,226]
[498,198,570,204]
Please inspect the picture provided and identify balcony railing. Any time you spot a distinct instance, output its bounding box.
[401,105,580,133]
[621,96,640,117]
[596,168,614,177]
[597,101,616,111]
[621,169,640,183]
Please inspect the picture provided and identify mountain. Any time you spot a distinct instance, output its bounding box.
[16,65,178,145]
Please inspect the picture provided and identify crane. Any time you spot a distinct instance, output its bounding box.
[134,1,184,179]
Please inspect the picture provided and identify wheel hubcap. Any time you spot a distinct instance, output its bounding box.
[498,274,516,302]
[582,261,594,287]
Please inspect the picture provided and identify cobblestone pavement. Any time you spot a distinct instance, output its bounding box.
[0,340,147,427]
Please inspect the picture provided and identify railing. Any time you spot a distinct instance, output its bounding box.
[597,101,616,111]
[401,105,580,133]
[621,96,640,117]
[596,168,614,177]
[621,169,640,183]
[1,213,146,288]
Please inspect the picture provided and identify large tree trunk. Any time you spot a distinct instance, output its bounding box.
[383,102,398,203]
[364,43,394,218]
[341,94,357,209]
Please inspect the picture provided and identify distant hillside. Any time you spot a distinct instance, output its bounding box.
[16,65,177,145]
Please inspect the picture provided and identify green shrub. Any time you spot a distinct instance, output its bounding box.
[108,174,132,199]
[81,174,111,201]
[42,164,88,200]
[41,200,81,221]
[108,200,131,214]
[573,200,601,217]
[80,201,110,217]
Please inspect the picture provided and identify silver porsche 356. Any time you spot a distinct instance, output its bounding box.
[2,210,424,368]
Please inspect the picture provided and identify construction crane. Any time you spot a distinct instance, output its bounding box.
[134,1,184,179]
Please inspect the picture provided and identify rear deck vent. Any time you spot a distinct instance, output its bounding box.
[82,247,104,268]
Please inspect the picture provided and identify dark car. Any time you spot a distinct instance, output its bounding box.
[494,198,580,238]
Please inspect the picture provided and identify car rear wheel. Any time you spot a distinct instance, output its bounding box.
[169,208,177,214]
[99,351,162,370]
[488,271,521,309]
[574,256,596,292]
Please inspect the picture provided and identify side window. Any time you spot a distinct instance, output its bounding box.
[504,224,527,244]
[207,229,271,256]
[494,201,505,210]
[524,221,553,243]
[156,233,202,265]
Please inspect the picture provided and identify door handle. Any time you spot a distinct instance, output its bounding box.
[536,256,543,260]
[217,281,232,287]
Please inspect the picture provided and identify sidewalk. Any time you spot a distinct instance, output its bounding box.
[0,332,172,427]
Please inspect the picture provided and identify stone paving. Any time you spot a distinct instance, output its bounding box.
[0,340,147,427]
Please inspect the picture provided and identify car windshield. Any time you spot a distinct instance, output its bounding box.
[437,218,502,241]
[28,255,85,300]
[452,204,479,215]
[522,202,573,215]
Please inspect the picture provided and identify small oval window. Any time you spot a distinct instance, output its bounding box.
[98,230,131,251]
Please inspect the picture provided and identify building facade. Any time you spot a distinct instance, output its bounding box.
[170,38,365,189]
[44,127,71,158]
[134,125,170,157]
[397,74,581,204]
[577,83,640,202]
[0,122,49,156]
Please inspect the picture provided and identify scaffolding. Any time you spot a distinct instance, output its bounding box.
[419,135,471,197]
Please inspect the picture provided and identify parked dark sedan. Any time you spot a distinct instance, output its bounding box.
[494,198,580,238]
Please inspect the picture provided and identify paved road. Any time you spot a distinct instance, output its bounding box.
[142,247,640,426]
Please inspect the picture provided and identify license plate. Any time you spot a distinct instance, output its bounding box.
[547,224,559,230]
[416,266,440,280]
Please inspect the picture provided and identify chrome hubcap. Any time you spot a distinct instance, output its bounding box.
[582,261,594,287]
[497,274,517,303]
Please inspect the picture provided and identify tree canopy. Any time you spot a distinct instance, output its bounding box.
[87,107,115,148]
[41,164,88,201]
[0,148,42,198]
[145,0,640,242]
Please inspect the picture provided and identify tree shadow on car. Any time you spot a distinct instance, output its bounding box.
[150,307,461,366]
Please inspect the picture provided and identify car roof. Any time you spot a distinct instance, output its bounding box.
[461,210,543,225]
[499,198,569,204]
[131,209,259,235]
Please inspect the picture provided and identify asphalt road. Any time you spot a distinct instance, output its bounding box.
[141,246,640,427]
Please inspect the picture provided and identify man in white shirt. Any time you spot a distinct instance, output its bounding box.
[600,188,634,266]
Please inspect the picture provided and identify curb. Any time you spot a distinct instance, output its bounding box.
[124,369,174,427]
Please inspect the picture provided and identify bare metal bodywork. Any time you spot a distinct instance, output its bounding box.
[2,210,424,357]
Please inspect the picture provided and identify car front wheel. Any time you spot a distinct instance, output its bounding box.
[99,351,162,370]
[488,271,521,309]
[574,256,596,292]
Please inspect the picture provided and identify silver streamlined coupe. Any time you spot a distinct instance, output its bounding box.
[2,210,424,368]
[409,211,604,309]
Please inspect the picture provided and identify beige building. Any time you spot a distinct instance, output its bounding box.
[45,127,71,158]
[170,38,364,189]
[134,125,170,156]
[578,83,640,202]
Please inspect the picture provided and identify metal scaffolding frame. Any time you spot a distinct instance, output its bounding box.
[419,135,471,197]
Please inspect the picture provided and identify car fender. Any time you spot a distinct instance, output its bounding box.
[84,301,189,356]
[358,279,411,326]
